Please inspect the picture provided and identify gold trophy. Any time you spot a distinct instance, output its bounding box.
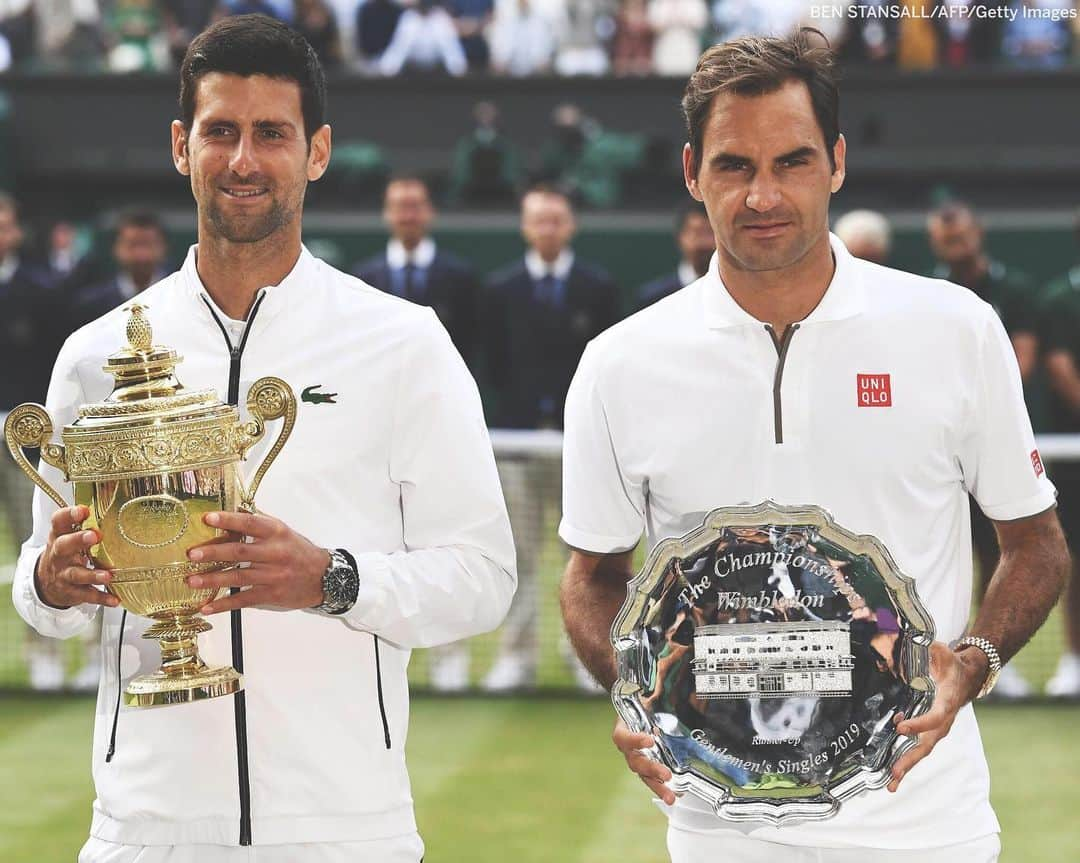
[4,304,296,707]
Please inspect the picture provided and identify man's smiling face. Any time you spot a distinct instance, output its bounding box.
[173,72,327,245]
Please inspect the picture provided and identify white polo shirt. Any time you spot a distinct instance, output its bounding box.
[560,234,1055,849]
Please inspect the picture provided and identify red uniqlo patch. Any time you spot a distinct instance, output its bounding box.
[1032,449,1045,477]
[857,374,892,408]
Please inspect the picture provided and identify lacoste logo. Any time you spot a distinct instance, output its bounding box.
[302,385,338,405]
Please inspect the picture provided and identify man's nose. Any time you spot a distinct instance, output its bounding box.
[745,173,782,213]
[229,133,258,178]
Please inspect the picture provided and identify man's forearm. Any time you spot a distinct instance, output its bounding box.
[560,551,634,690]
[975,510,1069,663]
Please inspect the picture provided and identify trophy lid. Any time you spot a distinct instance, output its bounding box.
[75,304,227,425]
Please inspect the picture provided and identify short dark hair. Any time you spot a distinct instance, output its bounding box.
[179,15,327,143]
[521,182,573,209]
[675,201,708,234]
[115,210,165,237]
[682,28,839,176]
[384,174,431,197]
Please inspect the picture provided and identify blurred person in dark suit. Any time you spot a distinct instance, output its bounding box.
[354,0,402,68]
[834,208,892,265]
[445,0,492,70]
[353,176,480,373]
[482,184,619,691]
[0,194,69,690]
[636,200,714,312]
[1035,208,1080,697]
[929,199,1038,699]
[70,210,170,330]
[294,0,344,68]
[354,176,482,691]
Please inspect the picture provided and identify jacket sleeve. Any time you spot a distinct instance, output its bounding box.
[12,335,101,639]
[341,309,517,648]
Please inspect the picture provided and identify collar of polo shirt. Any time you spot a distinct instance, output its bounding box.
[701,232,866,329]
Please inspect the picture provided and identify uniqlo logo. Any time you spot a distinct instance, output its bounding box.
[1032,449,1045,477]
[857,374,892,407]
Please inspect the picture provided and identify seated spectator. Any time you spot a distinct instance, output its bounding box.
[446,0,493,70]
[649,0,707,76]
[933,0,1003,67]
[836,0,898,65]
[448,100,522,206]
[222,0,293,22]
[1001,0,1073,68]
[612,0,653,76]
[163,0,222,67]
[553,0,615,76]
[355,0,402,67]
[294,0,343,68]
[105,0,168,72]
[379,0,467,76]
[0,0,35,68]
[538,103,644,208]
[489,0,556,76]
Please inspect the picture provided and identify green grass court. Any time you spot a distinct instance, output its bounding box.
[0,696,1077,863]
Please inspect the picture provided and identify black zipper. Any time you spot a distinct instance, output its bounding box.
[105,609,128,762]
[202,290,267,846]
[765,323,800,444]
[373,636,392,749]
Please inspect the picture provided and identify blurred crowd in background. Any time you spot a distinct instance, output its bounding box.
[1,0,1078,75]
[4,183,1080,695]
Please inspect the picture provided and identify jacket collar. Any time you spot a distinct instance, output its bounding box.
[179,243,316,335]
[387,236,436,269]
[701,232,865,330]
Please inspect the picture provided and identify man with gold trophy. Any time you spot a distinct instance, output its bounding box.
[8,15,515,863]
[559,30,1068,863]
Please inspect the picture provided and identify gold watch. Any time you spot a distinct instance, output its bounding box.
[954,636,1003,698]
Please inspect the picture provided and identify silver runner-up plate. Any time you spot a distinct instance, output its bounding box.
[610,502,936,825]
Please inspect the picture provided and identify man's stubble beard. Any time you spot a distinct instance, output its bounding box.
[205,194,297,245]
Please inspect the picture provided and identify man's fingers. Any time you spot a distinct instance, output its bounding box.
[62,566,112,587]
[199,585,268,615]
[887,728,946,792]
[639,774,677,805]
[52,529,98,560]
[187,535,269,566]
[896,705,946,737]
[66,585,120,608]
[626,749,672,784]
[49,505,89,540]
[613,726,657,753]
[202,510,280,539]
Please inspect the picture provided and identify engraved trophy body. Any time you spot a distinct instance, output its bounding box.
[611,502,936,824]
[5,304,296,707]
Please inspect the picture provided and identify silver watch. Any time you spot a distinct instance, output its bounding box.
[954,635,1003,698]
[314,549,359,615]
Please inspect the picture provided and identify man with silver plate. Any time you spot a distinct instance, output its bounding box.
[559,29,1068,863]
[11,15,515,863]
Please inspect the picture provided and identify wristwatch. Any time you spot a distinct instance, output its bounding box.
[314,548,359,615]
[953,635,1003,698]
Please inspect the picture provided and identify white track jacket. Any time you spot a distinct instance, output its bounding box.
[13,246,517,846]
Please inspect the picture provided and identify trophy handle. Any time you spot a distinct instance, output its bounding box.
[3,404,69,509]
[237,376,297,512]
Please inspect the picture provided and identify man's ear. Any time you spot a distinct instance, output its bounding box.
[171,120,191,177]
[307,125,332,182]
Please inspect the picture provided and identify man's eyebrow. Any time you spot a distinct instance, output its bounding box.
[776,146,817,162]
[710,151,753,168]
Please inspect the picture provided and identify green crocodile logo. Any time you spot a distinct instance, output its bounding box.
[301,385,338,405]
